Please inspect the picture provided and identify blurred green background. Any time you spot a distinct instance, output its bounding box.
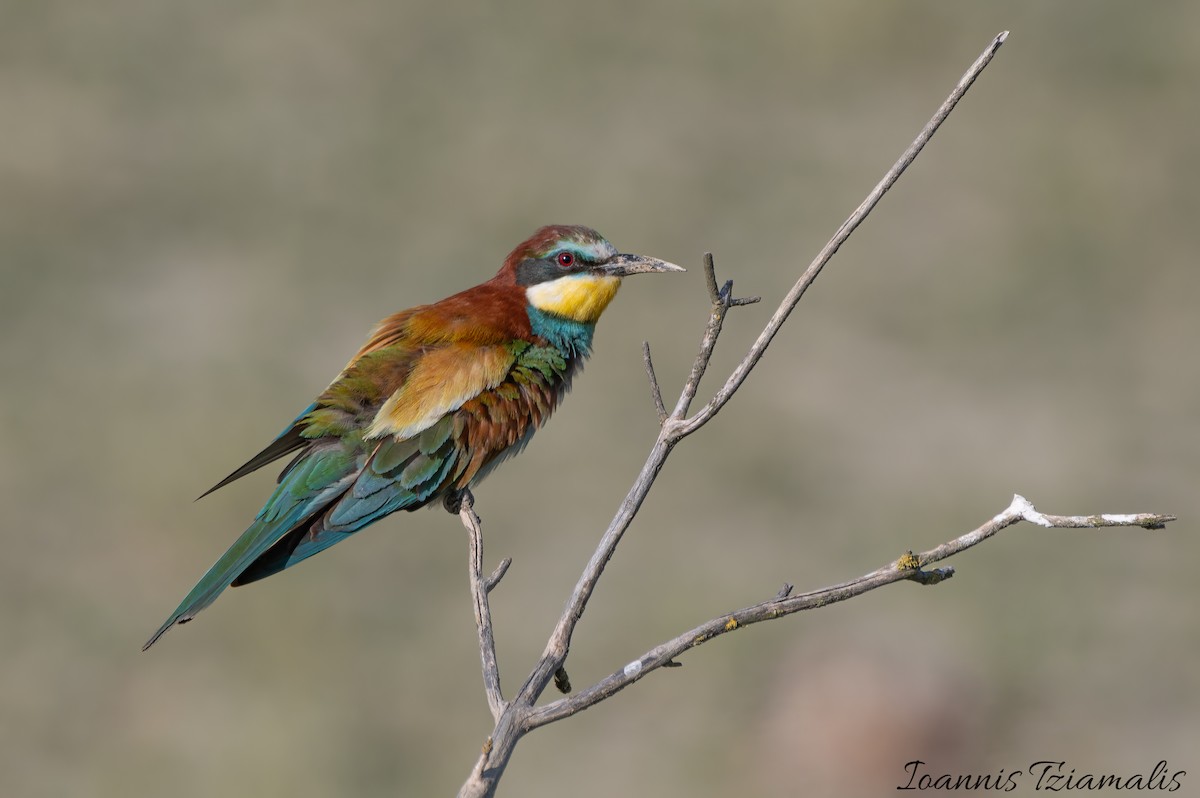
[3,1,1197,796]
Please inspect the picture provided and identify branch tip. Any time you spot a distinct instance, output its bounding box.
[486,558,512,593]
[703,252,720,303]
[641,341,668,424]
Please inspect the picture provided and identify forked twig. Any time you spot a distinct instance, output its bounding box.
[458,32,1013,798]
[449,32,1173,798]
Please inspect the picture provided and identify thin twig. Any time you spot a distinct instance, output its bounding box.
[485,558,512,593]
[641,342,668,424]
[703,250,721,302]
[671,30,1009,440]
[524,495,1175,728]
[459,490,506,721]
[670,253,758,420]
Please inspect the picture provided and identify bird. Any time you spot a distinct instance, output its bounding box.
[143,225,683,650]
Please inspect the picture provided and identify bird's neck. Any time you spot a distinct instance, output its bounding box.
[523,272,622,357]
[526,306,597,358]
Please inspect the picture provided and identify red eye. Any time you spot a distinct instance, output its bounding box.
[556,252,575,268]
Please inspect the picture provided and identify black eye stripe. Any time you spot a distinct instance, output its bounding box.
[516,257,576,286]
[515,245,606,286]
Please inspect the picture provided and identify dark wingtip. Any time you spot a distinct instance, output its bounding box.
[142,615,184,652]
[142,624,170,652]
[196,419,311,501]
[195,475,236,502]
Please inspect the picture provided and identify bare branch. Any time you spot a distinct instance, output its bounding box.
[672,29,1010,440]
[457,27,1173,796]
[524,495,1175,728]
[459,490,507,722]
[916,494,1175,566]
[641,342,668,424]
[524,32,1013,710]
[459,32,1024,797]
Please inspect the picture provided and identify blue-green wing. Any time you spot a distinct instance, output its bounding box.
[142,440,363,650]
[230,416,463,585]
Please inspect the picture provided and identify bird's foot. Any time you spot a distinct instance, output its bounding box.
[443,489,465,515]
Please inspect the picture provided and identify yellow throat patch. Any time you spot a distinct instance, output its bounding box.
[525,274,622,324]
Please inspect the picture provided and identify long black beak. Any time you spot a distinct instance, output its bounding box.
[601,253,686,277]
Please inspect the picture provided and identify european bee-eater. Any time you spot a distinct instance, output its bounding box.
[144,225,683,650]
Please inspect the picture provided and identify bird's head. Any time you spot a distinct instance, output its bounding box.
[502,225,684,324]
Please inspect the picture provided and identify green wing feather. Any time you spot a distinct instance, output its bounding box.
[231,416,464,585]
[143,440,365,650]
